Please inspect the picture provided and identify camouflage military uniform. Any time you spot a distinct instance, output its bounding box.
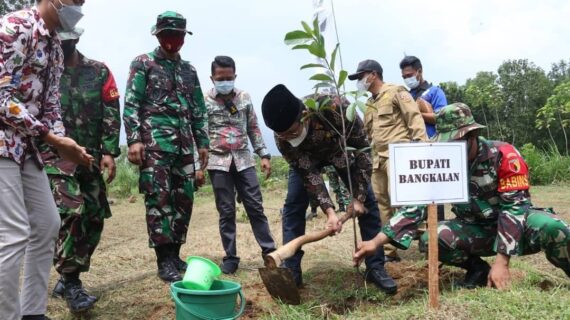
[41,52,121,274]
[123,47,208,248]
[384,104,570,276]
[324,165,351,211]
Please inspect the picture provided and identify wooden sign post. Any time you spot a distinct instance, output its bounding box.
[388,142,469,310]
[427,204,439,309]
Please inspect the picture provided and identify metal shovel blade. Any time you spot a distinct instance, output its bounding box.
[258,267,301,305]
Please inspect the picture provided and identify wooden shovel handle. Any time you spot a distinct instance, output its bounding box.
[264,211,354,268]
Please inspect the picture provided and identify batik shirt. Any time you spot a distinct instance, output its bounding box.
[384,137,533,256]
[41,52,121,176]
[123,47,209,156]
[205,88,268,172]
[0,7,64,166]
[277,96,372,212]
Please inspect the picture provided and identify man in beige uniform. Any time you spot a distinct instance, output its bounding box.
[349,60,427,262]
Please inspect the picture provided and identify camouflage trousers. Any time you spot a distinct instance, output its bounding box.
[49,166,111,274]
[140,151,195,248]
[419,208,570,274]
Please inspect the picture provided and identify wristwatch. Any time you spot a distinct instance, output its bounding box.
[261,154,271,160]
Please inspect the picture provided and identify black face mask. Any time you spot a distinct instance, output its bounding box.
[61,40,76,60]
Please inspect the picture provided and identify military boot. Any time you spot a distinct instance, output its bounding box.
[63,273,96,313]
[155,246,182,282]
[454,256,491,289]
[170,243,187,272]
[52,276,97,304]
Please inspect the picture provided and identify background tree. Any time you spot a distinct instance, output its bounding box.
[463,72,504,140]
[439,81,465,104]
[536,80,570,155]
[548,59,570,86]
[497,59,552,146]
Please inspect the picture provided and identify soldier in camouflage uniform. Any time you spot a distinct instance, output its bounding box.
[39,28,120,313]
[325,165,351,212]
[307,166,350,219]
[123,11,209,283]
[354,103,570,289]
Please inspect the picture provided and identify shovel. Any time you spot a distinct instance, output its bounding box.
[259,210,354,305]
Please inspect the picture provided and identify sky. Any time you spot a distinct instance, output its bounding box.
[74,0,570,155]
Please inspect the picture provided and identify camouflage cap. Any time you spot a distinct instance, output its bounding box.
[58,27,84,41]
[432,103,486,142]
[151,11,193,36]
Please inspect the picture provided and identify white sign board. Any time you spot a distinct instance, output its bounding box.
[389,142,469,206]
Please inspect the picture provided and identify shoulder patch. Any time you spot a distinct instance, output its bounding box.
[102,67,120,102]
[398,91,413,103]
[497,144,529,192]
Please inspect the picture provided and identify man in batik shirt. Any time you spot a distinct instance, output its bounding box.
[261,84,397,294]
[0,1,90,319]
[205,56,275,274]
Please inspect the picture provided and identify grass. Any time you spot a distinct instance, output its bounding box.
[45,185,570,320]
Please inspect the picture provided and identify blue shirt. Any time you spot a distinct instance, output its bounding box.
[410,81,448,138]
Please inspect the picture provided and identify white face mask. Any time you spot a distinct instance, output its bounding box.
[404,75,420,89]
[214,80,235,95]
[356,74,372,92]
[287,124,308,147]
[51,0,84,32]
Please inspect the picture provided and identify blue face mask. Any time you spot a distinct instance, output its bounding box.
[214,80,235,95]
[51,0,84,32]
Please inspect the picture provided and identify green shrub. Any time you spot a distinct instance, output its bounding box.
[520,143,570,185]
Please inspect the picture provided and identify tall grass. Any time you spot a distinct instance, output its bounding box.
[109,147,291,199]
[520,143,570,185]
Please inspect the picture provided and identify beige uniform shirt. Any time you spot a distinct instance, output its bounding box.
[364,83,427,167]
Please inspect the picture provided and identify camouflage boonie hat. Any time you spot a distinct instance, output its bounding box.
[151,11,193,36]
[432,103,486,142]
[58,27,84,41]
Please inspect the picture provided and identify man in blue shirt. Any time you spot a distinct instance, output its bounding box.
[400,56,448,221]
[400,56,448,138]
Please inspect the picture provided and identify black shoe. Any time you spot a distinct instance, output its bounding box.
[64,280,96,313]
[172,257,188,272]
[52,278,65,299]
[170,244,187,272]
[53,277,97,303]
[365,267,398,294]
[455,257,491,289]
[22,315,51,320]
[384,255,402,263]
[157,260,182,282]
[221,260,239,274]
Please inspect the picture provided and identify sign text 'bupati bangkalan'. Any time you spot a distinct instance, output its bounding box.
[389,142,469,206]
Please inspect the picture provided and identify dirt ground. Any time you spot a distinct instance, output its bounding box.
[45,186,570,319]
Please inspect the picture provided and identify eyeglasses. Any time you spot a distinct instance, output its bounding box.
[276,121,303,140]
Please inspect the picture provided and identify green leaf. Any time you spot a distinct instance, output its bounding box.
[330,44,340,71]
[313,82,334,90]
[310,73,333,82]
[345,146,357,151]
[304,98,317,111]
[313,17,320,38]
[301,21,313,36]
[291,44,311,50]
[356,146,371,154]
[284,30,313,45]
[346,104,356,121]
[300,63,326,70]
[338,70,348,88]
[319,97,332,111]
[356,101,368,113]
[308,41,326,59]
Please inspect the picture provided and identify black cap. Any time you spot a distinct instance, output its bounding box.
[261,84,304,132]
[348,59,383,81]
